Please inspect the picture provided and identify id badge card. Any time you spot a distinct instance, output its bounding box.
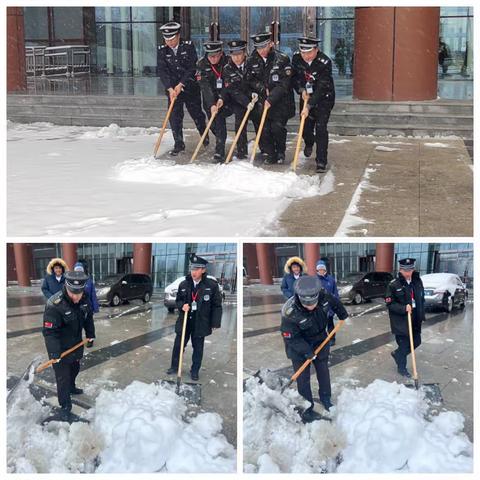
[306,82,313,94]
[411,299,416,309]
[191,301,197,311]
[216,78,223,89]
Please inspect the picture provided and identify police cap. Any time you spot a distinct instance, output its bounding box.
[298,36,320,52]
[204,41,223,55]
[251,32,272,49]
[189,254,209,269]
[398,258,416,271]
[64,271,88,293]
[294,275,322,306]
[160,22,181,39]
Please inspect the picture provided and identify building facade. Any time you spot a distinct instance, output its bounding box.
[7,6,473,100]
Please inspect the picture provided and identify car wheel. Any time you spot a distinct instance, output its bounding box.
[167,307,175,313]
[443,294,453,313]
[353,292,364,305]
[111,293,121,307]
[143,292,151,303]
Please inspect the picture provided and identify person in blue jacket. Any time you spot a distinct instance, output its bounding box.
[41,258,68,300]
[316,260,340,345]
[281,256,307,299]
[73,261,100,314]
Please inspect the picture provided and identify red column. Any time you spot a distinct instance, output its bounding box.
[61,243,77,271]
[7,7,27,93]
[376,243,394,272]
[133,243,152,274]
[353,7,439,101]
[243,243,259,279]
[304,243,320,275]
[13,243,32,286]
[255,244,273,285]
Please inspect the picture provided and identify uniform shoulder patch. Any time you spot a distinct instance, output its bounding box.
[282,331,292,339]
[385,297,392,304]
[53,297,62,305]
[43,321,54,328]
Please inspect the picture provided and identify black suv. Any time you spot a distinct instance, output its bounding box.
[338,271,393,304]
[96,273,153,307]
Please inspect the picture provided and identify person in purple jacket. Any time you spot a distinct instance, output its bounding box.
[316,260,339,345]
[73,260,99,314]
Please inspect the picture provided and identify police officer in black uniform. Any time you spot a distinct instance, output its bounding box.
[221,40,254,160]
[280,275,348,423]
[292,37,335,172]
[166,254,223,380]
[42,271,95,419]
[196,41,233,162]
[157,22,207,156]
[385,258,426,377]
[245,32,295,164]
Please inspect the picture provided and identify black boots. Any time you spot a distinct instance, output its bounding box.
[304,144,313,158]
[301,407,325,423]
[169,143,185,156]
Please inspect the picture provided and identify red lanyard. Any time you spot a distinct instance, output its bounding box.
[192,290,199,302]
[211,64,223,79]
[305,71,314,82]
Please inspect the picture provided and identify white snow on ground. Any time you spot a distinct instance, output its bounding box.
[371,140,414,145]
[424,142,451,148]
[243,377,472,473]
[330,139,351,144]
[334,167,376,236]
[8,381,236,473]
[7,122,325,236]
[375,145,401,152]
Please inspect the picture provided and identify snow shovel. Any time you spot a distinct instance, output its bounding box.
[7,339,89,407]
[153,95,177,158]
[291,94,310,172]
[405,311,443,403]
[164,310,202,405]
[224,93,258,164]
[249,102,270,164]
[191,108,219,163]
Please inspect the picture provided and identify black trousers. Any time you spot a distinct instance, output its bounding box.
[52,359,80,410]
[292,348,331,408]
[302,100,334,165]
[230,103,248,155]
[262,116,288,157]
[170,320,205,374]
[394,332,422,370]
[205,107,232,155]
[168,89,206,148]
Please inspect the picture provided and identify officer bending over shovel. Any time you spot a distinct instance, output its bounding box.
[280,275,348,423]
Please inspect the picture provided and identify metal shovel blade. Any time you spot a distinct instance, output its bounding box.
[406,382,443,404]
[7,358,42,408]
[162,379,202,405]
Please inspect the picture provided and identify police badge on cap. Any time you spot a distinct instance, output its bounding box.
[398,258,416,271]
[160,21,181,39]
[64,271,88,293]
[251,32,272,48]
[204,41,223,54]
[189,254,209,269]
[298,36,320,52]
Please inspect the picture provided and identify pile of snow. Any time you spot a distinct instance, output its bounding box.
[8,381,236,473]
[424,142,451,148]
[243,377,472,473]
[80,123,159,139]
[243,375,345,473]
[114,157,323,198]
[375,145,401,152]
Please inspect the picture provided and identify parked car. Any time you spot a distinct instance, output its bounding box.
[421,273,467,312]
[338,271,394,304]
[164,275,224,313]
[96,273,153,306]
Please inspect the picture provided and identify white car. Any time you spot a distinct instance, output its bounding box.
[421,273,467,313]
[164,275,224,313]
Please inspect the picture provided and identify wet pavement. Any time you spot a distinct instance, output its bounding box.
[7,290,237,446]
[243,284,474,441]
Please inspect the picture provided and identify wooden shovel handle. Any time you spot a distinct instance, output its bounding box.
[224,104,253,164]
[291,94,310,172]
[407,311,418,381]
[35,338,90,374]
[176,309,189,386]
[249,103,270,163]
[153,96,177,157]
[191,109,218,163]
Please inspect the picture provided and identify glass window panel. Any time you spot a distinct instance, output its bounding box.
[24,7,49,42]
[95,23,132,74]
[249,7,274,49]
[219,7,241,44]
[132,7,156,22]
[279,7,304,57]
[95,7,130,23]
[53,7,84,39]
[190,7,211,56]
[132,23,158,75]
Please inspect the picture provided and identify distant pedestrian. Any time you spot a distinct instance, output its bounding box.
[385,258,425,377]
[281,256,307,299]
[316,260,340,345]
[439,38,451,76]
[73,260,100,313]
[41,258,68,300]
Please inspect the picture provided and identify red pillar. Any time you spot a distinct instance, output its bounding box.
[304,243,320,275]
[61,243,77,271]
[376,243,395,272]
[353,7,439,101]
[244,243,259,279]
[13,243,32,286]
[255,244,273,285]
[133,243,152,274]
[7,7,27,93]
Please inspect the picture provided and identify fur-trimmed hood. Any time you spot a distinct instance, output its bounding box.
[46,258,68,275]
[284,256,307,274]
